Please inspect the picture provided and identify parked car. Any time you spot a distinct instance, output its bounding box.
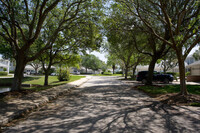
[71,70,80,75]
[136,71,173,84]
[51,73,57,76]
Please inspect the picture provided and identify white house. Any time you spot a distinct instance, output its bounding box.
[186,60,200,75]
[0,58,10,73]
[186,60,200,82]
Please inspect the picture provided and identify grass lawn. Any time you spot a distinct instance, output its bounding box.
[137,85,200,95]
[0,75,13,77]
[92,74,123,76]
[23,75,85,85]
[0,75,86,91]
[137,85,200,106]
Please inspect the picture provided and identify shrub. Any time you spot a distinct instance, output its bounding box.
[57,68,71,81]
[49,68,55,75]
[3,68,7,71]
[0,71,8,76]
[9,70,15,74]
[186,72,190,76]
[116,71,123,74]
[128,72,132,76]
[103,72,112,75]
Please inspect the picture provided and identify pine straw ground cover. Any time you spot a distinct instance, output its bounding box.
[134,85,200,106]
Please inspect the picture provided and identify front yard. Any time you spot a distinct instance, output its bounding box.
[0,75,86,91]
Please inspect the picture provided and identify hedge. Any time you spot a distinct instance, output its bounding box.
[0,71,8,76]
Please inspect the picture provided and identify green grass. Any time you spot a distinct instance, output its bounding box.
[23,75,86,85]
[0,75,86,91]
[24,75,85,91]
[190,103,200,107]
[0,75,13,77]
[138,85,200,95]
[92,74,123,76]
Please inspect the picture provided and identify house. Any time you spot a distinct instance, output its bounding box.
[0,58,10,73]
[186,60,200,82]
[185,55,196,65]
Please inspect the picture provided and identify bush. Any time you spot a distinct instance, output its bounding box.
[3,68,7,71]
[103,72,112,75]
[128,72,132,76]
[0,71,8,76]
[9,70,15,74]
[186,72,190,76]
[49,68,55,75]
[116,71,123,74]
[57,68,71,81]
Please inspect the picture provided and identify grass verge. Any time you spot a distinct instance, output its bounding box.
[137,85,200,95]
[23,75,86,91]
[0,75,86,101]
[0,75,85,91]
[136,85,200,106]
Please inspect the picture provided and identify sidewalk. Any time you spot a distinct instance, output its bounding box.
[0,76,92,127]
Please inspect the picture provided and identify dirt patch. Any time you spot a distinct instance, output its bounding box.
[0,89,35,102]
[133,85,164,97]
[156,93,200,106]
[133,85,200,106]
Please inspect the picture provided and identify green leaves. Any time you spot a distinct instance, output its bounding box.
[81,54,103,71]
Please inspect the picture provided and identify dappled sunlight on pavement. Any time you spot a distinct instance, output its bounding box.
[4,76,200,133]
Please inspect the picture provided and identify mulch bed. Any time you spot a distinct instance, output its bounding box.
[133,85,200,106]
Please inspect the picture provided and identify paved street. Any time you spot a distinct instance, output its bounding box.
[4,76,200,133]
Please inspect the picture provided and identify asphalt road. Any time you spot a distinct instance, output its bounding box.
[4,76,200,133]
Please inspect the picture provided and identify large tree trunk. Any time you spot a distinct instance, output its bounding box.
[132,65,137,79]
[44,69,50,86]
[163,60,167,74]
[146,57,157,85]
[11,54,26,91]
[177,54,188,96]
[122,67,125,77]
[125,66,128,80]
[112,64,115,74]
[34,67,38,75]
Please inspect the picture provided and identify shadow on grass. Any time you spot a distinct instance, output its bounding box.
[137,85,200,95]
[0,77,41,86]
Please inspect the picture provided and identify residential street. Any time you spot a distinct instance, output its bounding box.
[4,76,200,133]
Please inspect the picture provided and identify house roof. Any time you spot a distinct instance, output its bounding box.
[187,60,200,67]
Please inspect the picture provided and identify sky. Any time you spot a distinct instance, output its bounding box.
[90,51,108,62]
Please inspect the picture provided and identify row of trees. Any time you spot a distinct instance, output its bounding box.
[0,0,199,97]
[103,0,200,96]
[81,54,105,73]
[0,0,104,91]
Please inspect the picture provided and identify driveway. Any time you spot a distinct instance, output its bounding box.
[4,76,200,133]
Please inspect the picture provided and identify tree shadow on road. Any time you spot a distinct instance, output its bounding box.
[4,84,200,133]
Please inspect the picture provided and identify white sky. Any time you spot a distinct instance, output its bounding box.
[90,51,108,63]
[188,45,199,55]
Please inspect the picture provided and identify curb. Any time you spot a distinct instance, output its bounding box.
[0,76,91,127]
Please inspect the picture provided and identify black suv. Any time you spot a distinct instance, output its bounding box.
[136,71,173,84]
